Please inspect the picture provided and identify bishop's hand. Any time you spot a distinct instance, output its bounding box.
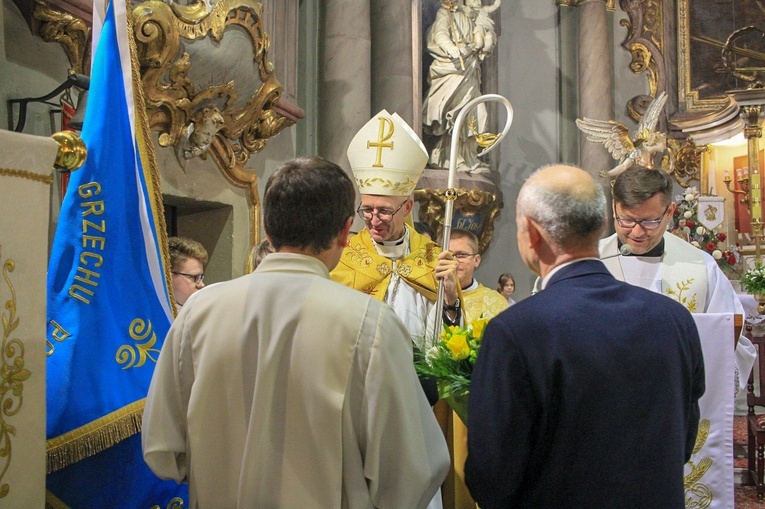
[436,250,460,306]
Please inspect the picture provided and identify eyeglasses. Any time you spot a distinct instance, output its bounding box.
[172,272,205,284]
[356,201,406,223]
[615,205,670,230]
[453,252,478,260]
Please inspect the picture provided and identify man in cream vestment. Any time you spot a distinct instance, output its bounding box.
[142,158,450,509]
[331,110,460,509]
[450,229,509,323]
[599,168,755,389]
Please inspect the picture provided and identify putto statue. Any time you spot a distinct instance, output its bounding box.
[422,0,501,174]
[576,91,668,178]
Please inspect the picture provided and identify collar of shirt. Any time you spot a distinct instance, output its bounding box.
[540,258,600,290]
[462,278,478,292]
[619,237,665,258]
[371,227,409,260]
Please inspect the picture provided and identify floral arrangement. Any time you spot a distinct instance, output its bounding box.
[415,317,489,424]
[672,187,740,275]
[741,264,765,296]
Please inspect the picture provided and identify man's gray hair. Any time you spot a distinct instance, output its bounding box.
[518,169,607,249]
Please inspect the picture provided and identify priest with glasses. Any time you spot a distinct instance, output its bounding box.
[599,167,756,392]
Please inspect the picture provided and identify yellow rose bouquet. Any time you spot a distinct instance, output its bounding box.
[414,317,489,425]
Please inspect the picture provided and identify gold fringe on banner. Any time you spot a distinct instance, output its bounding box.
[46,400,145,474]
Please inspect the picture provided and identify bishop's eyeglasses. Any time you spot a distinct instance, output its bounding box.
[172,272,205,284]
[614,205,669,230]
[356,201,406,223]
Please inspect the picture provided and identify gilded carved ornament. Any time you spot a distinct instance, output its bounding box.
[133,0,299,245]
[664,138,706,189]
[555,0,615,10]
[414,187,502,254]
[619,0,663,118]
[32,0,91,75]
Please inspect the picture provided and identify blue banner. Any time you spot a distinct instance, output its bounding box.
[46,0,187,505]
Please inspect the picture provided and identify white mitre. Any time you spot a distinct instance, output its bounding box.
[347,110,428,196]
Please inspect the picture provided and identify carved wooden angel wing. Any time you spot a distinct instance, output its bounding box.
[575,117,634,162]
[635,91,668,140]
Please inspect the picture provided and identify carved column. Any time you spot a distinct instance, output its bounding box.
[319,1,372,171]
[370,0,414,126]
[559,0,615,177]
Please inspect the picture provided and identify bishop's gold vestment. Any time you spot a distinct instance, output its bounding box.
[331,226,441,302]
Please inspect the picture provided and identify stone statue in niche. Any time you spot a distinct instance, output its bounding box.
[422,0,501,174]
[175,106,225,167]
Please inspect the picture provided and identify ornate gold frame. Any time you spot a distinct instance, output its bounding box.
[676,0,731,113]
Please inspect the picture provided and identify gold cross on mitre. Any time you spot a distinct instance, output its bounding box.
[367,116,395,168]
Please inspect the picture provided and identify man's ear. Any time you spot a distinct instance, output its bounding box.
[337,216,353,247]
[403,198,415,215]
[525,217,542,247]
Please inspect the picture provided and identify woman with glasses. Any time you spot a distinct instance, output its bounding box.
[169,236,208,310]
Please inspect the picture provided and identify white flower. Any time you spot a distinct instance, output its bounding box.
[684,211,692,219]
[696,226,706,235]
[712,250,722,260]
[684,227,691,235]
[691,241,701,248]
[425,346,440,364]
[685,193,695,201]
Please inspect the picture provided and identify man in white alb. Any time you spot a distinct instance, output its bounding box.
[599,167,756,391]
[142,157,450,508]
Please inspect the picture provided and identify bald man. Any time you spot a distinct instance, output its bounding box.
[465,165,705,508]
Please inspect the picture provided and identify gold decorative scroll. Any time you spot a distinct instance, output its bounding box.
[619,0,663,119]
[32,0,92,75]
[665,138,706,188]
[133,0,295,246]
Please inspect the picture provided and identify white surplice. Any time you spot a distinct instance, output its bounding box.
[600,232,756,388]
[142,253,450,509]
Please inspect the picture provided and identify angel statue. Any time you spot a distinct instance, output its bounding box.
[575,91,668,178]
